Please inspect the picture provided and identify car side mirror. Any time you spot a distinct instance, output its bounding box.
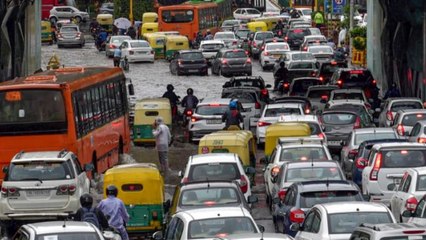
[84,163,94,171]
[290,223,301,232]
[245,167,256,175]
[248,195,258,204]
[266,84,272,88]
[163,199,171,213]
[258,225,265,233]
[152,231,163,240]
[402,210,414,218]
[2,166,8,174]
[387,183,397,191]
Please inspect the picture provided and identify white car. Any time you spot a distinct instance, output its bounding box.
[279,51,316,67]
[49,6,90,23]
[120,40,154,63]
[278,114,328,142]
[179,153,254,200]
[351,223,426,240]
[390,167,426,222]
[292,202,396,240]
[233,8,262,20]
[329,88,369,104]
[260,42,290,70]
[408,120,426,143]
[307,45,334,62]
[378,97,424,127]
[199,40,225,63]
[263,137,332,206]
[362,143,426,206]
[296,8,312,21]
[405,193,426,226]
[255,103,304,145]
[214,31,238,48]
[153,207,260,240]
[0,151,92,229]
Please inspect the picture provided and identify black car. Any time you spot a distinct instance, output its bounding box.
[211,48,252,77]
[288,77,323,97]
[330,68,376,90]
[169,50,208,76]
[285,28,311,50]
[223,76,272,102]
[317,61,348,84]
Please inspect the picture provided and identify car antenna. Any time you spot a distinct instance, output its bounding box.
[260,229,264,240]
[62,217,66,228]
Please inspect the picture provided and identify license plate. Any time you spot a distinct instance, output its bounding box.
[327,141,341,146]
[137,51,147,54]
[206,119,222,124]
[188,69,199,73]
[26,190,50,197]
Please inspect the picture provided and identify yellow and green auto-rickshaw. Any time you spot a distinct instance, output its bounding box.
[253,16,287,31]
[143,12,158,23]
[198,130,257,170]
[141,22,159,38]
[156,31,180,36]
[264,122,311,157]
[103,163,169,235]
[247,21,268,32]
[164,35,189,61]
[41,20,53,45]
[97,13,114,33]
[144,33,165,59]
[133,98,172,145]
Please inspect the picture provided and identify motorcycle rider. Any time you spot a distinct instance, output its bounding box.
[74,194,109,231]
[274,19,285,37]
[181,88,199,111]
[222,100,244,130]
[204,29,214,40]
[162,84,180,120]
[96,28,108,50]
[384,82,401,99]
[273,60,288,91]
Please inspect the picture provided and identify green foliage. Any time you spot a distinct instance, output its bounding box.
[350,26,367,38]
[113,0,154,21]
[353,37,366,51]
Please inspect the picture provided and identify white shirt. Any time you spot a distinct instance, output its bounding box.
[152,123,171,152]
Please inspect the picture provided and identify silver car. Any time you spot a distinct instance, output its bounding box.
[199,40,225,64]
[378,97,424,127]
[57,24,85,48]
[408,120,426,143]
[49,6,89,23]
[105,35,132,57]
[392,109,426,138]
[214,31,238,48]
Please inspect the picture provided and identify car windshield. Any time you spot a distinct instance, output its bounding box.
[196,105,228,115]
[180,187,240,206]
[181,52,204,60]
[301,190,362,208]
[355,133,397,145]
[264,107,301,117]
[288,29,310,39]
[230,80,264,88]
[7,160,75,181]
[266,44,289,51]
[188,217,257,238]
[328,212,392,234]
[302,9,312,15]
[222,92,256,104]
[36,233,101,240]
[161,10,194,23]
[215,33,235,39]
[285,167,343,182]
[401,113,426,126]
[307,89,334,99]
[255,32,274,40]
[202,44,224,50]
[309,47,333,54]
[322,113,356,125]
[130,41,149,48]
[382,149,426,168]
[391,101,423,112]
[279,147,328,162]
[224,51,247,58]
[332,92,364,100]
[188,163,241,181]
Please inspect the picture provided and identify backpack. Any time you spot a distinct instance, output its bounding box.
[82,207,100,229]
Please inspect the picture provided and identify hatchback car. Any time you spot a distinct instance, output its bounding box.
[275,51,315,68]
[273,180,364,236]
[260,42,290,70]
[408,120,426,143]
[49,6,89,23]
[392,109,426,137]
[120,40,154,63]
[278,115,328,141]
[329,88,369,104]
[378,97,424,127]
[222,76,271,102]
[105,35,132,57]
[307,45,334,62]
[350,223,426,240]
[0,151,91,227]
[258,38,285,54]
[249,31,274,58]
[221,20,243,32]
[179,153,253,201]
[285,28,311,50]
[362,143,426,206]
[292,202,396,240]
[56,24,85,48]
[169,50,208,76]
[305,85,339,112]
[214,31,239,48]
[288,77,322,97]
[212,49,252,77]
[274,96,313,115]
[199,40,225,64]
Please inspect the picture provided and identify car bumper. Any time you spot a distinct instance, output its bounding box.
[178,65,208,74]
[57,39,84,45]
[221,65,251,75]
[127,54,154,62]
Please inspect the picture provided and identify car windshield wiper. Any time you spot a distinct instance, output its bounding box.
[20,178,43,183]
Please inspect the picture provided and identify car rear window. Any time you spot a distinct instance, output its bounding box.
[37,233,101,240]
[300,190,362,208]
[382,149,426,168]
[288,29,310,39]
[180,187,240,207]
[181,52,204,60]
[401,113,426,126]
[196,105,228,115]
[328,212,393,234]
[321,64,346,74]
[202,44,224,50]
[308,47,333,54]
[266,44,289,51]
[188,163,241,181]
[391,101,423,112]
[224,51,247,58]
[355,133,397,145]
[264,107,301,117]
[289,62,315,69]
[332,92,364,101]
[285,167,343,182]
[292,80,322,94]
[222,92,257,104]
[322,113,356,125]
[307,89,334,99]
[188,217,256,238]
[255,32,274,40]
[7,160,74,181]
[280,147,328,162]
[235,30,250,38]
[230,80,264,88]
[340,70,372,85]
[289,53,315,61]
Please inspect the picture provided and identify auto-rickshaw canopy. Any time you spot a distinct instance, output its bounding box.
[264,122,311,157]
[143,12,158,23]
[141,22,159,37]
[247,21,268,32]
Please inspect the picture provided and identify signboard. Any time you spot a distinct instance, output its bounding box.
[332,0,346,15]
[324,0,331,13]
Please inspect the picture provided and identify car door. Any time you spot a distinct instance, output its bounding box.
[71,154,89,194]
[283,187,297,233]
[391,172,409,220]
[409,123,421,142]
[170,52,180,74]
[297,209,321,240]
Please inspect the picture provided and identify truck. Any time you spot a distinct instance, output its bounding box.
[41,0,76,20]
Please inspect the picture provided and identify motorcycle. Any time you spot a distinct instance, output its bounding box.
[182,108,194,127]
[274,29,284,38]
[96,40,106,51]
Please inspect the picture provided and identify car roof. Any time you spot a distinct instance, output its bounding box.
[293,180,358,193]
[230,76,264,81]
[307,85,339,91]
[332,88,364,93]
[217,233,293,240]
[189,153,238,164]
[408,166,426,175]
[285,160,339,169]
[24,221,97,235]
[292,77,321,81]
[199,98,232,105]
[176,207,250,221]
[12,151,69,162]
[265,103,302,109]
[328,100,365,106]
[359,139,407,148]
[372,142,426,150]
[317,202,389,214]
[201,40,225,45]
[386,97,423,102]
[222,87,258,93]
[353,127,396,134]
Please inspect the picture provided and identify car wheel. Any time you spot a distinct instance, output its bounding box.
[49,17,57,25]
[75,16,82,23]
[262,65,266,71]
[218,67,222,76]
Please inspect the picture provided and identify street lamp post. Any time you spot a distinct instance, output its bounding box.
[129,0,134,24]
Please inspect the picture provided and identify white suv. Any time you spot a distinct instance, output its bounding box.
[350,223,426,240]
[0,150,91,223]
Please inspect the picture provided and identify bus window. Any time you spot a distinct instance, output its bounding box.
[161,10,194,23]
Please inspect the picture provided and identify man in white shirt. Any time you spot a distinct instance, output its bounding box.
[152,116,172,174]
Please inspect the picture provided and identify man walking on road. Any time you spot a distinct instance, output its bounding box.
[314,11,325,29]
[152,116,172,174]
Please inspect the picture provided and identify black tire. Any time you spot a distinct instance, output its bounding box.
[75,16,82,23]
[261,65,266,71]
[247,71,252,76]
[218,68,222,77]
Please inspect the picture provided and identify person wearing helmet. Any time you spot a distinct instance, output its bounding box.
[181,88,199,111]
[222,100,244,130]
[162,84,180,120]
[74,193,109,230]
[97,185,130,240]
[384,82,401,99]
[274,19,285,34]
[204,29,213,40]
[273,60,288,90]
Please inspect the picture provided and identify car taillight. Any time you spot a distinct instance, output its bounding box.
[403,230,425,234]
[405,197,418,212]
[284,36,288,41]
[261,89,268,96]
[1,187,19,197]
[191,116,200,122]
[283,82,289,89]
[129,50,134,55]
[246,58,251,64]
[289,209,305,223]
[355,158,368,169]
[222,59,228,64]
[372,79,377,85]
[418,137,426,143]
[271,166,280,178]
[303,47,307,51]
[337,79,343,87]
[255,102,261,109]
[369,153,382,181]
[305,108,311,114]
[240,175,248,193]
[76,32,81,37]
[257,121,271,127]
[386,111,393,121]
[245,51,249,56]
[317,132,325,139]
[110,44,116,49]
[353,116,361,129]
[397,124,405,136]
[278,189,287,200]
[186,110,193,116]
[233,41,237,45]
[152,211,158,220]
[319,76,324,81]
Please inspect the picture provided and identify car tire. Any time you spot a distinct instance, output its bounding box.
[75,16,82,23]
[262,65,266,71]
[247,71,252,76]
[218,67,222,77]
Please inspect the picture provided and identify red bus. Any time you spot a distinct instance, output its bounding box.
[158,0,233,41]
[0,67,133,180]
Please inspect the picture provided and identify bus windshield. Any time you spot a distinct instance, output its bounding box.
[0,90,67,134]
[161,10,194,23]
